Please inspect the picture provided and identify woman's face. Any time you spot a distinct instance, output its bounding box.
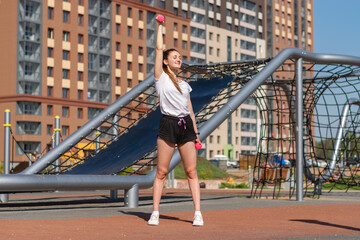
[164,51,182,70]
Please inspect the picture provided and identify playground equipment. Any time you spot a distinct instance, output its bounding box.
[1,48,360,205]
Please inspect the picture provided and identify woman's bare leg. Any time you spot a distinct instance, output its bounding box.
[152,137,175,211]
[178,141,200,211]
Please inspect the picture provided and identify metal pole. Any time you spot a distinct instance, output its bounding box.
[295,58,304,201]
[124,184,139,208]
[1,109,11,203]
[110,114,119,199]
[167,169,174,188]
[95,127,101,153]
[54,116,61,173]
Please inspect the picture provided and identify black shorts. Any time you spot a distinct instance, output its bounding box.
[158,115,197,145]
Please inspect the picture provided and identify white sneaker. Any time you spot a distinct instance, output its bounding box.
[148,213,159,226]
[192,213,204,226]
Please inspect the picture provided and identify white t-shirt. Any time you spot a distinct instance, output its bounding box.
[155,71,192,117]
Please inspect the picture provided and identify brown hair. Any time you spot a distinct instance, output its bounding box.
[163,49,182,94]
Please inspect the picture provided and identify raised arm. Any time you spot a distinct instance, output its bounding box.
[154,20,164,79]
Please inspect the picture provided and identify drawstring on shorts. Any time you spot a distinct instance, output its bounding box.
[178,118,187,130]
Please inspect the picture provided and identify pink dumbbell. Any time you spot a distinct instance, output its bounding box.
[195,142,202,150]
[156,15,165,23]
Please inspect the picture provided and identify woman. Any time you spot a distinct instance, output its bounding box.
[147,17,203,226]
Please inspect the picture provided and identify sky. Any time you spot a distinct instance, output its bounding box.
[314,0,360,57]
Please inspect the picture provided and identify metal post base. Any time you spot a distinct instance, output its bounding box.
[110,189,118,200]
[314,182,322,195]
[124,184,139,208]
[0,194,9,203]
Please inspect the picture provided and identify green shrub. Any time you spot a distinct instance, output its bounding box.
[220,182,249,189]
[174,157,233,180]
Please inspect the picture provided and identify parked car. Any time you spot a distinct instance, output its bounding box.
[306,158,327,168]
[227,160,239,168]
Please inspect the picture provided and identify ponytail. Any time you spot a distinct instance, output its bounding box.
[163,49,182,94]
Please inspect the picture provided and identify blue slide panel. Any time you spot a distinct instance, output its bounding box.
[65,76,233,175]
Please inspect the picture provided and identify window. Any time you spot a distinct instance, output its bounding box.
[63,31,70,41]
[77,108,83,118]
[63,11,70,23]
[47,47,53,58]
[209,47,213,55]
[139,10,143,20]
[78,0,83,5]
[77,90,83,100]
[128,7,132,17]
[116,77,120,86]
[182,40,187,49]
[114,60,120,68]
[62,69,70,79]
[48,28,54,39]
[174,38,178,47]
[174,23,178,31]
[241,109,257,119]
[138,46,143,55]
[116,23,120,34]
[127,26,132,36]
[127,62,132,71]
[216,48,220,57]
[47,86,53,96]
[217,136,220,144]
[47,67,53,77]
[116,4,120,14]
[209,32,213,40]
[62,126,69,136]
[182,25,187,33]
[209,135,213,143]
[78,34,84,44]
[48,7,54,19]
[63,50,70,60]
[62,107,69,117]
[138,29,143,39]
[62,88,69,98]
[78,53,83,62]
[16,121,41,135]
[47,124,53,135]
[127,79,132,88]
[16,101,41,115]
[78,14,83,25]
[78,71,83,81]
[116,42,120,51]
[47,105,53,115]
[139,64,143,72]
[127,44,132,53]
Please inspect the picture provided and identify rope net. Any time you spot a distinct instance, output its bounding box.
[24,56,360,199]
[38,59,269,175]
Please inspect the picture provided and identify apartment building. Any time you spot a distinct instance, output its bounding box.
[205,0,265,161]
[0,0,190,163]
[264,0,314,155]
